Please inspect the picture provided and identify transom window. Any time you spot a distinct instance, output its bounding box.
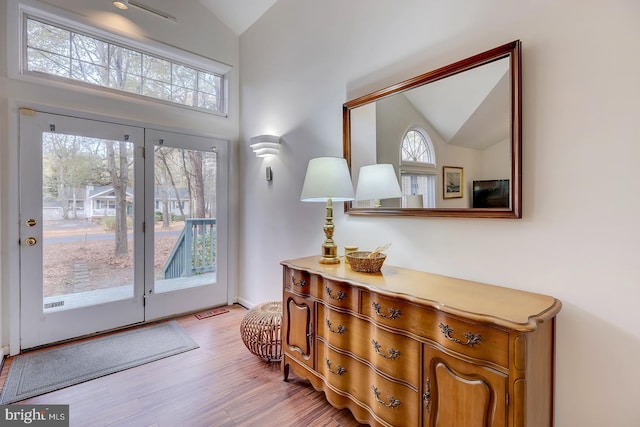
[400,128,436,208]
[24,17,225,114]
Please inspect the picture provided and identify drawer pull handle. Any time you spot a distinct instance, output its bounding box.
[326,319,346,334]
[326,359,346,375]
[372,302,402,319]
[423,378,431,412]
[326,287,346,300]
[371,385,401,409]
[439,322,485,347]
[291,276,308,288]
[371,340,400,360]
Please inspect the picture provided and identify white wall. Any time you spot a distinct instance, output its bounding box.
[0,0,240,352]
[239,0,640,426]
[481,137,511,179]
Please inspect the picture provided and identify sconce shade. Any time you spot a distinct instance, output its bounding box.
[249,135,280,158]
[113,0,129,10]
[301,157,355,202]
[355,164,402,202]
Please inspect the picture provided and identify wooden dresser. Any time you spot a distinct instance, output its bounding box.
[281,256,561,427]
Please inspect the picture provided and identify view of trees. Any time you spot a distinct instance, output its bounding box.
[26,18,223,112]
[106,140,131,257]
[33,16,220,259]
[42,132,217,259]
[154,147,218,225]
[42,133,133,258]
[42,133,109,220]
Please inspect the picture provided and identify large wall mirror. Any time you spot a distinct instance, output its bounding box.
[344,40,521,218]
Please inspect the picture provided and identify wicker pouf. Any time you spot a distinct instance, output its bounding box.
[240,301,283,362]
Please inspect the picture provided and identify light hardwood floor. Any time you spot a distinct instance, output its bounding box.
[0,304,363,427]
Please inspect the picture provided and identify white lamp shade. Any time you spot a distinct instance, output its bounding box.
[300,157,355,202]
[355,164,402,201]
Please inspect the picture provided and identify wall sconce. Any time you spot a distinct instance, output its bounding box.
[249,135,280,158]
[301,157,355,264]
[355,164,402,208]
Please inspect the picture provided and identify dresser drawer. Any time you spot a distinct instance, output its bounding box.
[313,278,358,311]
[284,267,312,295]
[361,292,509,368]
[361,291,429,332]
[318,304,420,388]
[317,340,419,427]
[433,312,509,368]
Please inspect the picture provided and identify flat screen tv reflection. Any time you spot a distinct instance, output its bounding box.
[472,179,510,208]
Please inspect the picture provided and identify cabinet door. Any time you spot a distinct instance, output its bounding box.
[423,345,508,427]
[283,291,315,369]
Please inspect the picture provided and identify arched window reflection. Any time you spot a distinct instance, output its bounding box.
[400,129,436,208]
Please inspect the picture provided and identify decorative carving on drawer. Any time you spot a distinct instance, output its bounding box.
[371,385,401,408]
[423,378,431,412]
[326,358,346,375]
[326,319,346,334]
[371,340,401,360]
[325,286,346,300]
[438,323,485,347]
[291,276,308,288]
[372,302,402,319]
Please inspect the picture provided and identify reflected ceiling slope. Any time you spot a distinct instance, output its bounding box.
[403,57,510,150]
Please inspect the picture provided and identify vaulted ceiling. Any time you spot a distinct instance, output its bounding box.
[198,0,278,35]
[195,0,509,152]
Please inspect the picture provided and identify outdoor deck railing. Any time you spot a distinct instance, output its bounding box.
[162,218,217,279]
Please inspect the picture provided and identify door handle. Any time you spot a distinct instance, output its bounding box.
[24,237,37,246]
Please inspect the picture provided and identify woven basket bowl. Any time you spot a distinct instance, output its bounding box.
[346,251,386,273]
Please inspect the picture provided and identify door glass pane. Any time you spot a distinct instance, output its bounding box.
[42,132,135,312]
[153,147,217,293]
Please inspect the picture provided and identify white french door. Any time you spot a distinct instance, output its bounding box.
[19,111,228,349]
[143,128,228,321]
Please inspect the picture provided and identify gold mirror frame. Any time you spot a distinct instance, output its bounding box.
[343,40,521,218]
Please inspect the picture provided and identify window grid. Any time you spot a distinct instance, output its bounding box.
[401,130,434,164]
[25,17,224,114]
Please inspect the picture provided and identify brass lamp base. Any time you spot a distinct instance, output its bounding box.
[318,198,341,264]
[319,242,340,264]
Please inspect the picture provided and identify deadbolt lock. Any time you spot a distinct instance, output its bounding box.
[24,237,37,246]
[26,218,37,227]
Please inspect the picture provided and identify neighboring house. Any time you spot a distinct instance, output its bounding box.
[42,198,64,221]
[42,185,191,221]
[153,187,191,218]
[43,191,85,220]
[85,185,133,220]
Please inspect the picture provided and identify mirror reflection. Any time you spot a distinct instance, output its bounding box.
[344,40,521,218]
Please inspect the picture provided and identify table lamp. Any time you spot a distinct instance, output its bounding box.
[300,157,355,264]
[355,164,402,208]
